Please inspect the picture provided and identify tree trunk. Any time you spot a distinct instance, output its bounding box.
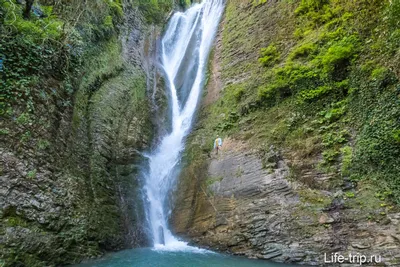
[23,0,35,19]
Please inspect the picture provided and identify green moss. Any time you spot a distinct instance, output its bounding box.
[387,0,400,31]
[295,0,329,16]
[137,0,173,24]
[206,176,224,186]
[288,43,317,60]
[233,86,245,102]
[5,216,28,227]
[298,85,332,102]
[298,188,332,207]
[258,44,280,67]
[316,35,359,75]
[340,145,352,176]
[1,1,64,42]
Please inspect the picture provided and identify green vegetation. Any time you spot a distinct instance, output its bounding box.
[186,0,400,203]
[340,145,352,176]
[206,176,224,186]
[344,191,355,199]
[0,1,167,266]
[138,0,174,23]
[27,169,37,179]
[1,0,123,113]
[259,44,280,67]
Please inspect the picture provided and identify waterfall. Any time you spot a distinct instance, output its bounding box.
[143,0,224,249]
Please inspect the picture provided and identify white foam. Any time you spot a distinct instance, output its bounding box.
[153,241,212,254]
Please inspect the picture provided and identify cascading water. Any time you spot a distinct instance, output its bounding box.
[143,0,224,249]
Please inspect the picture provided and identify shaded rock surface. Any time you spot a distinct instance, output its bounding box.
[0,6,165,267]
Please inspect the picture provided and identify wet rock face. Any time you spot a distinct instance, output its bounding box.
[171,139,400,265]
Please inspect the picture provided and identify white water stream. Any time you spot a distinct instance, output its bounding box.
[143,0,224,250]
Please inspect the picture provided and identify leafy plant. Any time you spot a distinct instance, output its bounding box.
[37,139,50,150]
[16,113,31,125]
[340,146,352,176]
[289,43,317,60]
[322,130,349,147]
[259,44,280,67]
[27,169,37,179]
[137,0,173,24]
[316,35,359,76]
[321,148,340,164]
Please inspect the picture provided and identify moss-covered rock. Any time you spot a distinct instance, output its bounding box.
[0,1,167,266]
[171,0,400,265]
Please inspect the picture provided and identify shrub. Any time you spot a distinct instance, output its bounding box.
[16,113,31,125]
[138,0,173,24]
[322,148,340,163]
[316,35,359,75]
[295,0,329,16]
[298,85,332,102]
[259,44,280,67]
[258,84,280,103]
[289,43,317,60]
[341,146,353,176]
[322,130,349,147]
[393,130,400,143]
[369,67,397,88]
[274,63,320,91]
[387,0,400,31]
[2,1,64,42]
[233,87,245,101]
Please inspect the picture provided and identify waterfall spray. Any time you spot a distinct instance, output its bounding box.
[143,0,224,250]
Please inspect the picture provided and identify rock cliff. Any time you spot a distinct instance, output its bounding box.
[0,1,169,266]
[171,0,400,265]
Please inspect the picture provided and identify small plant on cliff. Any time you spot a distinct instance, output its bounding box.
[259,44,280,67]
[27,169,37,179]
[138,0,173,23]
[315,35,359,77]
[206,176,223,186]
[344,191,355,198]
[37,139,50,150]
[340,146,353,176]
[288,43,317,60]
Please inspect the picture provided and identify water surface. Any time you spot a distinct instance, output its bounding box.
[76,248,294,267]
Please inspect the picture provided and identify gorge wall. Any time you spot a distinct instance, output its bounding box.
[0,1,175,266]
[171,0,400,265]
